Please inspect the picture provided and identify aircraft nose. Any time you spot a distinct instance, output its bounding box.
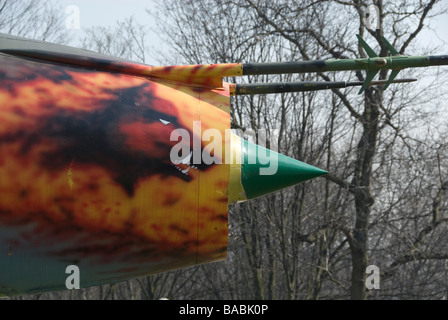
[228,134,327,203]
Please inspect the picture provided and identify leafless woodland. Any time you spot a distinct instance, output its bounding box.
[1,0,448,300]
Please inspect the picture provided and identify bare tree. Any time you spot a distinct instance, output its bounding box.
[4,0,448,300]
[80,16,149,63]
[0,0,70,43]
[153,0,448,300]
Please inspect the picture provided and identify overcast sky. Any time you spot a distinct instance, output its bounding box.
[59,0,157,30]
[58,0,162,65]
[57,0,448,66]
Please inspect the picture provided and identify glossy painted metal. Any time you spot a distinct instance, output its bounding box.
[0,34,329,296]
[0,34,243,88]
[240,35,448,94]
[228,135,327,202]
[0,36,232,295]
[229,79,417,95]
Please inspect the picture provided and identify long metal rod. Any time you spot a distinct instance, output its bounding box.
[230,78,417,95]
[241,55,448,76]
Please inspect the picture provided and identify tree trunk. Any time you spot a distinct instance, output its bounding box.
[349,87,380,299]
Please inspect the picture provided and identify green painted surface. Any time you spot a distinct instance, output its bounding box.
[241,35,447,96]
[240,139,327,200]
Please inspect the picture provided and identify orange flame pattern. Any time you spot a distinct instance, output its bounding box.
[0,53,230,295]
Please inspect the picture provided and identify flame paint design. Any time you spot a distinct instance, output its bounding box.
[0,53,230,296]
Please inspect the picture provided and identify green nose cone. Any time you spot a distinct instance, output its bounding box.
[241,139,327,200]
